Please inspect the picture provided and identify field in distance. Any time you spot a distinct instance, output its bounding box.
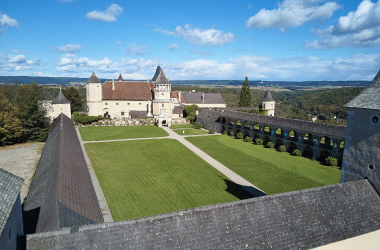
[85,139,252,221]
[186,135,341,195]
[79,125,169,141]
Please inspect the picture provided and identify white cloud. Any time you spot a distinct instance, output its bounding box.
[248,5,252,10]
[167,44,179,52]
[233,48,245,53]
[55,44,83,54]
[12,49,29,54]
[59,0,74,3]
[34,72,56,77]
[116,41,122,45]
[0,53,41,73]
[185,49,212,55]
[125,44,150,56]
[305,0,380,49]
[86,4,123,22]
[154,24,235,46]
[246,0,342,31]
[0,11,19,35]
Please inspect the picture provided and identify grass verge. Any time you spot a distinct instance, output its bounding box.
[170,124,193,129]
[85,139,252,221]
[79,125,168,141]
[186,135,341,195]
[173,128,209,135]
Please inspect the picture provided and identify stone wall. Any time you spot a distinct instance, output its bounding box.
[78,117,189,127]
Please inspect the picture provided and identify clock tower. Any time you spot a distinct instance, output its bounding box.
[152,66,173,127]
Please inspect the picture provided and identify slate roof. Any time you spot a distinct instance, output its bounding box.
[154,68,170,84]
[117,74,123,81]
[41,90,54,100]
[27,180,380,250]
[151,66,161,81]
[197,109,221,123]
[262,89,275,102]
[53,92,71,104]
[173,105,184,114]
[102,81,152,100]
[86,71,102,84]
[130,110,148,118]
[0,168,23,235]
[23,114,103,234]
[220,110,346,137]
[345,69,380,110]
[181,92,226,104]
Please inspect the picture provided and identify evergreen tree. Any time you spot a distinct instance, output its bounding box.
[0,92,22,146]
[239,76,252,107]
[62,87,83,113]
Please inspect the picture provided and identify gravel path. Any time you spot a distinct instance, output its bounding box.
[0,142,45,203]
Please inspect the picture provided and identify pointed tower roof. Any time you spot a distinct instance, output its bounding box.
[155,68,170,84]
[345,70,380,110]
[261,89,275,102]
[41,90,54,100]
[117,74,124,81]
[86,71,101,84]
[152,66,162,81]
[53,91,71,104]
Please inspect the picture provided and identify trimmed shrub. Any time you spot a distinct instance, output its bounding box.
[73,114,102,125]
[279,145,286,152]
[266,142,274,149]
[293,149,302,156]
[326,157,338,166]
[255,138,263,145]
[244,136,253,143]
[222,131,228,135]
[208,129,216,134]
[236,132,244,139]
[229,131,235,137]
[193,122,203,129]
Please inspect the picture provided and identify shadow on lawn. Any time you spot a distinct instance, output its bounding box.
[222,177,266,200]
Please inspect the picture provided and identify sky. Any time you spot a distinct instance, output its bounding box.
[1,0,380,81]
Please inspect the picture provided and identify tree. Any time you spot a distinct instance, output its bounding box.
[15,82,51,142]
[62,87,83,113]
[0,93,22,146]
[238,76,252,107]
[184,104,200,123]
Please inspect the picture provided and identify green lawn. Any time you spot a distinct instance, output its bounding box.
[186,135,341,195]
[85,139,252,221]
[79,125,169,141]
[170,124,194,129]
[173,128,209,135]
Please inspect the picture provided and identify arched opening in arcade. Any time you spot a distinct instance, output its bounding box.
[222,117,226,124]
[253,123,260,132]
[302,146,313,159]
[244,131,250,138]
[339,140,345,152]
[221,125,226,132]
[338,155,343,168]
[320,136,333,150]
[236,120,242,128]
[264,125,271,135]
[228,127,233,133]
[235,129,241,135]
[319,150,331,163]
[263,136,271,144]
[228,118,233,125]
[244,120,250,130]
[275,139,283,149]
[288,142,298,154]
[303,133,314,145]
[275,128,284,139]
[253,133,260,140]
[288,130,298,142]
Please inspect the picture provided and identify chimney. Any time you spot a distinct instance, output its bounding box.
[178,92,181,103]
[202,94,204,103]
[112,79,115,90]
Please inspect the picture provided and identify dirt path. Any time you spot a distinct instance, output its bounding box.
[0,142,45,203]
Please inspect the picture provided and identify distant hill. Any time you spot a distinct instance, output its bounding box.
[0,76,370,88]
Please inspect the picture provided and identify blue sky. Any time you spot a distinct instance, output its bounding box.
[1,0,380,81]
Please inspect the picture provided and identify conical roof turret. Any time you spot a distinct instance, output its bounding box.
[41,90,54,100]
[154,68,169,84]
[53,91,71,104]
[152,66,161,81]
[262,89,275,102]
[117,74,123,81]
[86,71,101,84]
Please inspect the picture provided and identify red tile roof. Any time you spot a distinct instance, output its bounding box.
[102,81,152,100]
[171,91,185,102]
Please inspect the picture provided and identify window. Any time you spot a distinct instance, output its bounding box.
[121,111,125,116]
[105,103,108,105]
[371,115,379,124]
[127,103,130,105]
[208,124,211,129]
[162,104,164,107]
[116,103,119,105]
[139,103,141,105]
[215,125,218,130]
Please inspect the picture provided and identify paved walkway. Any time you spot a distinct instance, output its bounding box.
[76,127,114,222]
[161,126,267,197]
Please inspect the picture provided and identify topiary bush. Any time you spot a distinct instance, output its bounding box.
[255,138,263,145]
[193,122,202,129]
[73,113,102,125]
[236,132,244,139]
[222,131,228,135]
[244,136,253,143]
[229,131,235,137]
[326,156,338,166]
[208,129,216,134]
[279,145,286,152]
[293,149,302,156]
[266,142,274,149]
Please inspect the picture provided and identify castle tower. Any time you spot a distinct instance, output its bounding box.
[152,66,173,127]
[261,89,275,116]
[341,70,380,194]
[86,71,103,116]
